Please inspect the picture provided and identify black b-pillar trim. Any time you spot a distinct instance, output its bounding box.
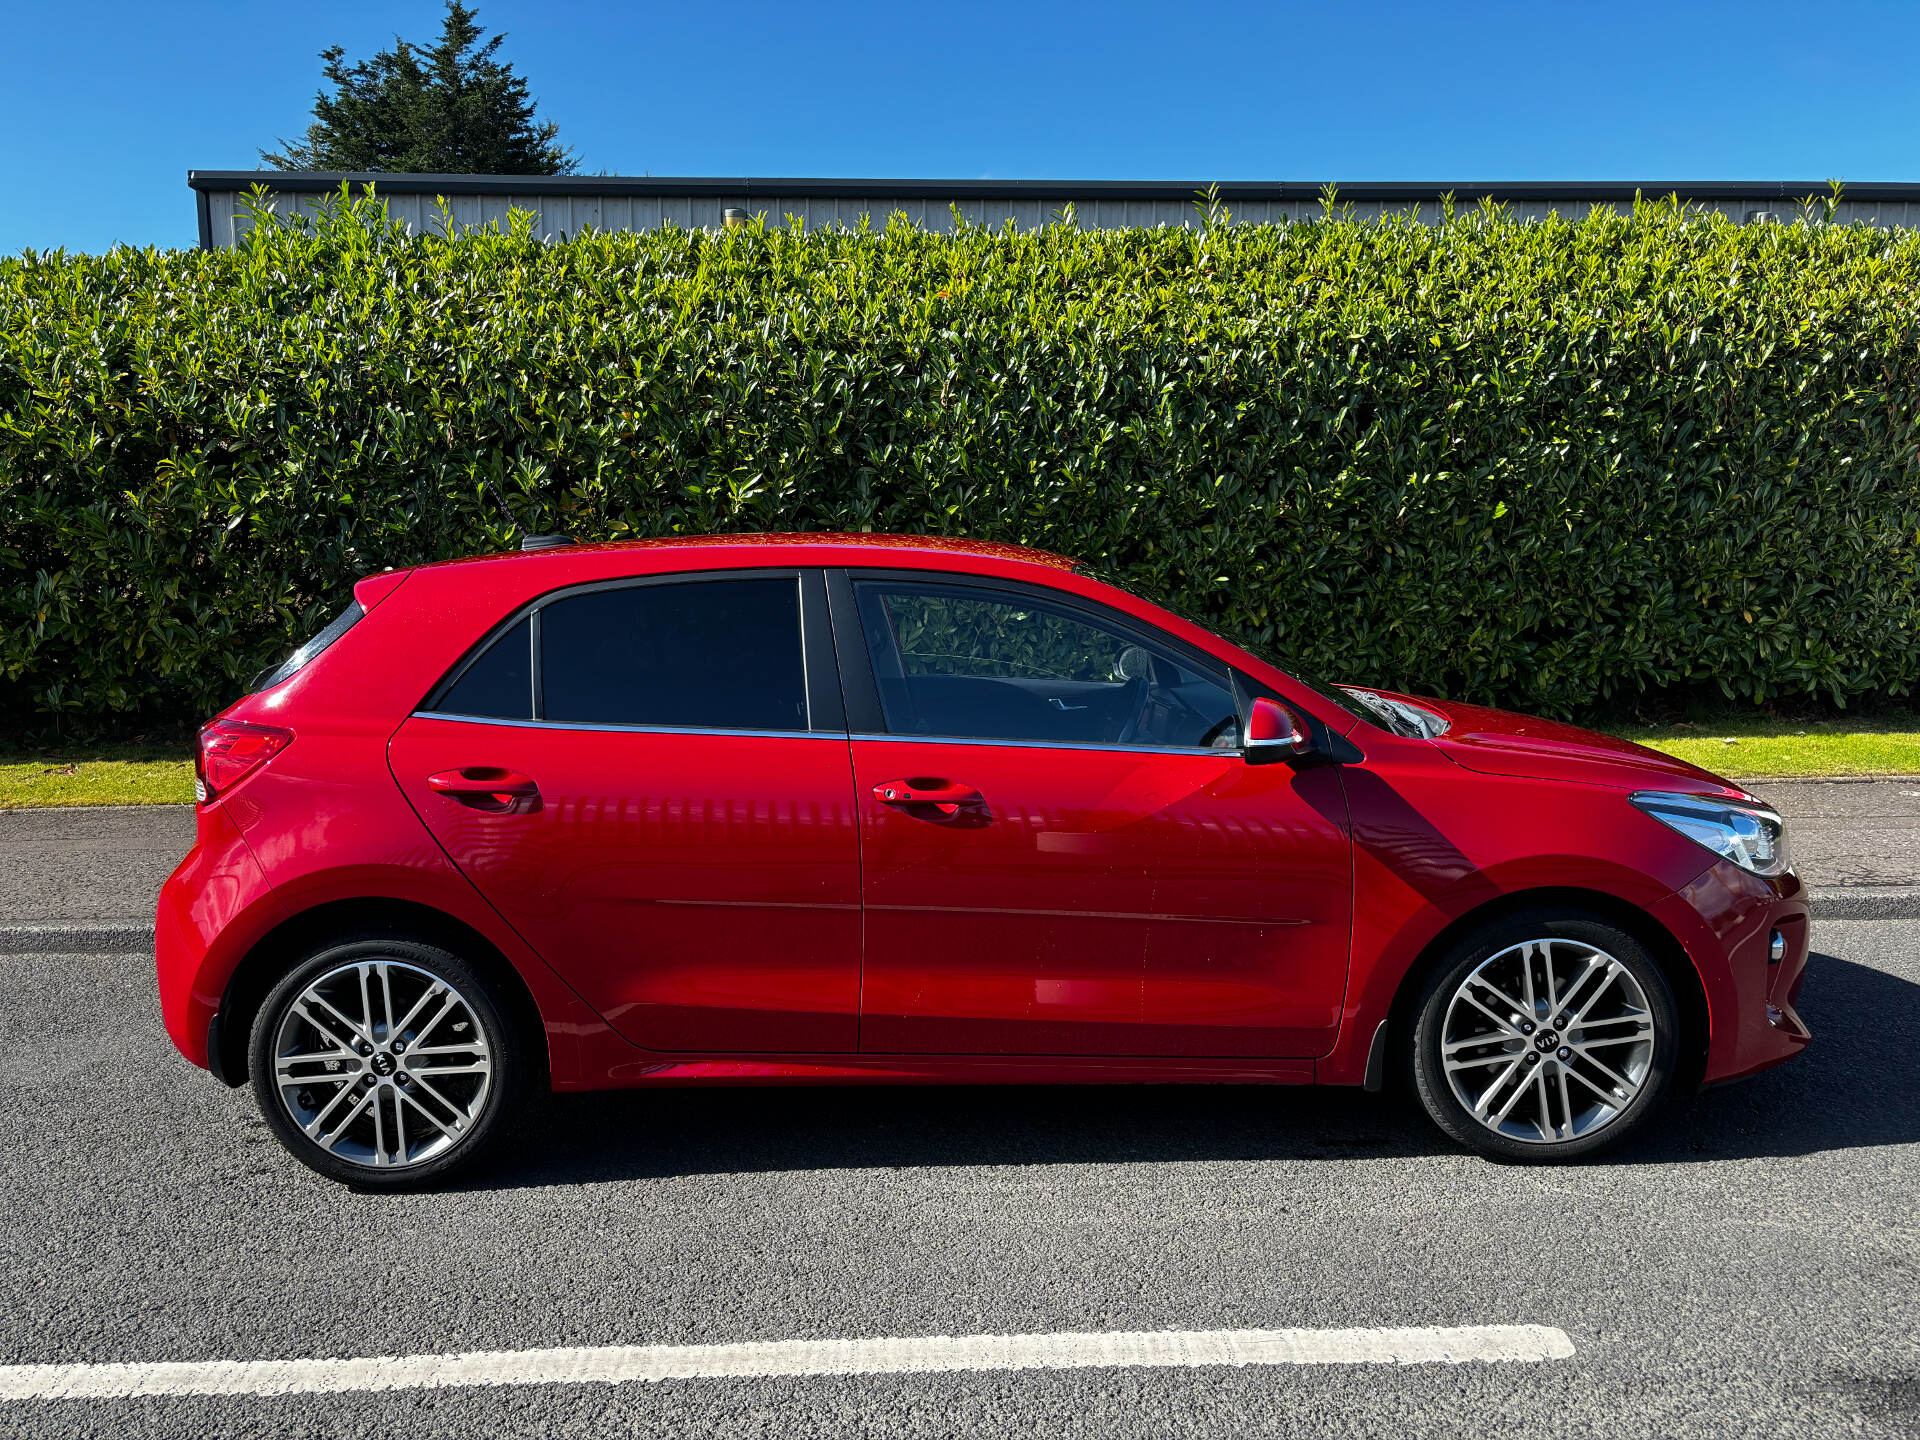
[799,570,845,732]
[822,569,887,734]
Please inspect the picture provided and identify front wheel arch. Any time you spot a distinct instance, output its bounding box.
[213,898,548,1095]
[1377,886,1710,1099]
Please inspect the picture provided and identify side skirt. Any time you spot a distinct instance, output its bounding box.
[572,1053,1318,1090]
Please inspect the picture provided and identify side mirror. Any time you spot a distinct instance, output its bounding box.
[1243,696,1311,766]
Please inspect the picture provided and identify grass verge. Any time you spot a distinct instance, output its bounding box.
[0,746,195,808]
[1612,714,1920,778]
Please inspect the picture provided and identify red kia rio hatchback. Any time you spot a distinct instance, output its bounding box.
[157,533,1810,1186]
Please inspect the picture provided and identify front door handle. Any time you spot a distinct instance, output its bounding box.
[427,767,541,812]
[872,777,986,819]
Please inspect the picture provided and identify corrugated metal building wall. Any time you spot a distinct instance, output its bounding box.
[189,172,1920,248]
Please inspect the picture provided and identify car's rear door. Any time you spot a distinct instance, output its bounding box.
[389,568,862,1054]
[833,570,1353,1058]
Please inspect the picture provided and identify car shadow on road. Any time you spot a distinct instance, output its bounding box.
[1632,949,1920,1166]
[453,950,1915,1191]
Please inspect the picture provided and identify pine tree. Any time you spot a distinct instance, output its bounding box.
[261,2,576,174]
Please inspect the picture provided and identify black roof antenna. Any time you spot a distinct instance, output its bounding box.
[475,473,574,552]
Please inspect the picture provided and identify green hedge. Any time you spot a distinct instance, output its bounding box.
[4,191,1920,736]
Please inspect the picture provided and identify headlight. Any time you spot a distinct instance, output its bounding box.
[1630,791,1791,877]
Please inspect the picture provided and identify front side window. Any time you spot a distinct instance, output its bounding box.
[854,581,1238,749]
[432,576,807,731]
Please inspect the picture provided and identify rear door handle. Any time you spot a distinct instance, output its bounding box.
[427,768,540,812]
[872,778,986,819]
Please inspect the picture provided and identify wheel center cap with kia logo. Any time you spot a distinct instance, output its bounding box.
[371,1052,397,1077]
[1534,1029,1560,1052]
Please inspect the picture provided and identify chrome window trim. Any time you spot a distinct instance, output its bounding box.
[410,712,1239,756]
[848,731,1240,759]
[411,711,841,741]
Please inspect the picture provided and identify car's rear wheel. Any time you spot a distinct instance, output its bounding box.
[248,936,520,1188]
[1410,911,1680,1161]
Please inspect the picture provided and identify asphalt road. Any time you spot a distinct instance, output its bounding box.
[2,921,1916,1436]
[1749,777,1920,890]
[0,806,194,924]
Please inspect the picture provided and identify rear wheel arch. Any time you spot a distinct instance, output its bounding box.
[212,897,549,1093]
[1378,886,1710,1096]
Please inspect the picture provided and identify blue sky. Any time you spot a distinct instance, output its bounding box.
[5,0,1919,253]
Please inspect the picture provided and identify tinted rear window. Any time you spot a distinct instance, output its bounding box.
[539,578,806,730]
[435,616,533,720]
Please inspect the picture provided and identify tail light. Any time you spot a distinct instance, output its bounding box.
[196,720,293,804]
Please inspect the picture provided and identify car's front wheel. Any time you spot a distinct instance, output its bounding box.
[1410,911,1680,1161]
[248,936,520,1187]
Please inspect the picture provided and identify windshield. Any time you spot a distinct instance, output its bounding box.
[1072,563,1375,725]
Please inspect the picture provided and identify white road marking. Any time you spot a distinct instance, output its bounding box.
[0,1325,1573,1400]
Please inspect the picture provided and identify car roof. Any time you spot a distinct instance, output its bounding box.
[407,531,1081,577]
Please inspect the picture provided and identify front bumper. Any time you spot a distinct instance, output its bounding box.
[1651,858,1811,1085]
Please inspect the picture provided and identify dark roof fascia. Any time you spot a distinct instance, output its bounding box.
[186,171,1920,203]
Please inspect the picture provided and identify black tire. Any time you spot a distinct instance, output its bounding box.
[1410,910,1680,1162]
[248,934,521,1188]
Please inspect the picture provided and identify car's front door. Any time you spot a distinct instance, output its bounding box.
[389,569,862,1054]
[835,572,1353,1058]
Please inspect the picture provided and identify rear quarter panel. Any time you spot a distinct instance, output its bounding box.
[156,805,285,1065]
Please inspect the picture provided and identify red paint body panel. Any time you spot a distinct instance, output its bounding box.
[155,804,285,1065]
[1389,691,1747,795]
[166,672,633,1089]
[389,717,862,1053]
[1313,743,1726,1086]
[151,533,1813,1108]
[1651,862,1811,1083]
[853,739,1351,1056]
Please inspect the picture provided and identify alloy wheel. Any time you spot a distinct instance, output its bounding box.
[270,959,494,1171]
[1440,938,1657,1145]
